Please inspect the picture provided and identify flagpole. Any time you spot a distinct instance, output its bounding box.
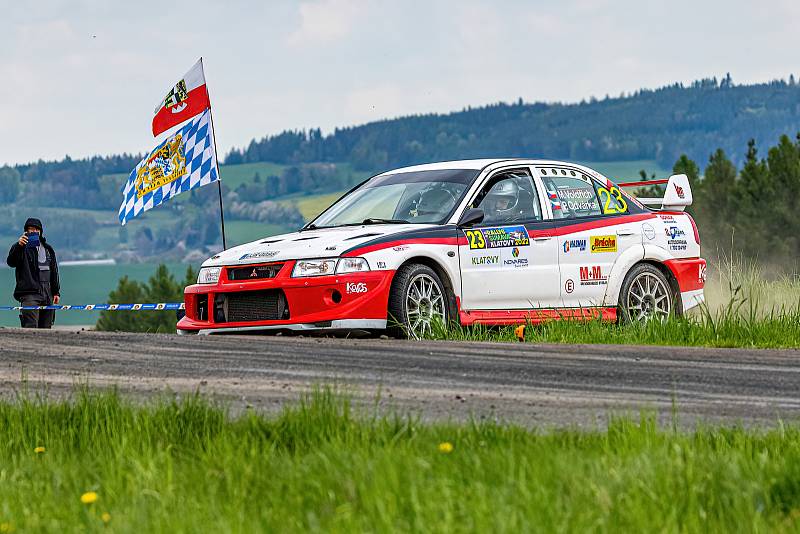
[200,57,228,251]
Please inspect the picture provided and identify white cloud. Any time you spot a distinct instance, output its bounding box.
[287,0,361,47]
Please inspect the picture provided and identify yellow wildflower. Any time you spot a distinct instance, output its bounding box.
[34,446,45,454]
[438,441,454,453]
[101,512,111,524]
[80,491,98,505]
[0,522,13,533]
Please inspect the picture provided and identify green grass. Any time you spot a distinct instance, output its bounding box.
[427,308,800,349]
[1,387,800,532]
[288,191,345,220]
[421,255,800,349]
[224,220,293,246]
[218,161,287,190]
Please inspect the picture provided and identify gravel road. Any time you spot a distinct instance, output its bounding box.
[1,328,798,428]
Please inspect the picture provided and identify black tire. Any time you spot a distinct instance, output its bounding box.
[618,263,679,323]
[387,263,449,339]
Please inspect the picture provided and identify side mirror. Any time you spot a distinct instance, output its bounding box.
[457,208,484,227]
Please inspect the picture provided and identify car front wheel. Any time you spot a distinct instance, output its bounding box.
[388,264,448,338]
[619,264,677,323]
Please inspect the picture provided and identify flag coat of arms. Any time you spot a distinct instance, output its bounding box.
[119,109,218,225]
[152,59,211,136]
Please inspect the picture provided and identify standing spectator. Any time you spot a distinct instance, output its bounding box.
[6,218,60,328]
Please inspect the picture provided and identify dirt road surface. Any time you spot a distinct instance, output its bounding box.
[1,328,799,428]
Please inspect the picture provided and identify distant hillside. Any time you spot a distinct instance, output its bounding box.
[3,74,800,262]
[227,75,800,170]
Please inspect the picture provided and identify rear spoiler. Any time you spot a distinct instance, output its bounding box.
[617,174,693,211]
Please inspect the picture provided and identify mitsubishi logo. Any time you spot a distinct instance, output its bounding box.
[250,269,258,278]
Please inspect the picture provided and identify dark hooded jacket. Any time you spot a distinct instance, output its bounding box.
[6,219,60,301]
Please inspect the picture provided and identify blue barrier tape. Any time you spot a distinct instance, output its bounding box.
[0,303,185,311]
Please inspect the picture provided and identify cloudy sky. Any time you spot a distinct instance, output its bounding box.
[1,0,798,166]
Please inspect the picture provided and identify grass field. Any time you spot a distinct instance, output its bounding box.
[1,387,799,532]
[423,256,800,349]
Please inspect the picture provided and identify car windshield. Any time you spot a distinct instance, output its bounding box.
[310,169,479,228]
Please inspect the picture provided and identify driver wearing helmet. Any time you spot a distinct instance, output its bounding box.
[411,186,454,221]
[482,179,521,223]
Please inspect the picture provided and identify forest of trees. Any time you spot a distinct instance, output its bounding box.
[674,133,800,263]
[3,75,800,262]
[226,75,800,171]
[5,75,799,211]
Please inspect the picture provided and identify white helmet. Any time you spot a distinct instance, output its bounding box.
[485,179,520,216]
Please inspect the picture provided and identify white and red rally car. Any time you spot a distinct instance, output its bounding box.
[178,159,706,337]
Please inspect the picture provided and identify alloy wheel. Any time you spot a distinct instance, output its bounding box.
[625,271,671,322]
[405,273,446,338]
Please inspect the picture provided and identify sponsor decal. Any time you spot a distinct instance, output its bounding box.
[464,225,530,250]
[562,238,587,253]
[325,245,337,251]
[239,251,279,261]
[590,235,617,253]
[376,261,387,269]
[699,264,707,283]
[564,279,575,293]
[642,223,656,240]
[665,226,688,250]
[674,184,685,199]
[250,268,258,278]
[659,214,677,223]
[345,282,368,294]
[503,258,528,268]
[502,247,529,268]
[665,226,686,239]
[392,245,410,252]
[579,265,608,286]
[472,255,500,266]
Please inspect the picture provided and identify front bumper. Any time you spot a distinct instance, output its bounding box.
[177,260,395,334]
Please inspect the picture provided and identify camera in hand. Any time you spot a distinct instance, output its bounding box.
[25,232,40,248]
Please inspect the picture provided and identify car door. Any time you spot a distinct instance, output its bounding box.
[535,166,625,307]
[458,168,561,310]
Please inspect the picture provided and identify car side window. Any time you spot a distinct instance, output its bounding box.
[471,171,541,225]
[539,169,602,219]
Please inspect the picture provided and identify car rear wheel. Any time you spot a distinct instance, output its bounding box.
[388,264,448,339]
[619,264,676,323]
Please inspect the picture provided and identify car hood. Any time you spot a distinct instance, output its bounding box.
[201,224,435,267]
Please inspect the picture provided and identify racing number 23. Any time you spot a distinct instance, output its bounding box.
[597,186,628,214]
[465,230,486,249]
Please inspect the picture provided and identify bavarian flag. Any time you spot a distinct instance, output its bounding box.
[119,109,218,226]
[152,59,211,137]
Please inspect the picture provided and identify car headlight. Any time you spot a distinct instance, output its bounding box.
[337,257,370,274]
[292,258,337,277]
[197,266,221,284]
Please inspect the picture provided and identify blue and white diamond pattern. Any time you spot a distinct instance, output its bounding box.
[119,109,218,226]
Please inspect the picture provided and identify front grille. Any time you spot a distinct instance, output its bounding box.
[214,290,289,323]
[228,263,284,281]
